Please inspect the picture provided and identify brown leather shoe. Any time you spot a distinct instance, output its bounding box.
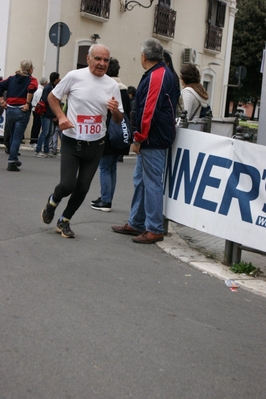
[132,231,164,244]
[111,223,143,236]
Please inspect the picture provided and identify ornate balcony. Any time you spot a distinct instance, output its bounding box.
[204,24,223,52]
[153,4,176,41]
[80,0,111,22]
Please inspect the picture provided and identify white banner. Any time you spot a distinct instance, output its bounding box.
[164,128,266,252]
[0,109,6,137]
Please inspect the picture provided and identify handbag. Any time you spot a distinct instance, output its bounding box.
[35,100,47,116]
[108,114,133,149]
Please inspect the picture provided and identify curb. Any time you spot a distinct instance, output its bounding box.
[157,223,266,299]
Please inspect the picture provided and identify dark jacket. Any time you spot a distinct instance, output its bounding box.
[41,83,56,119]
[0,73,38,109]
[103,88,131,156]
[134,62,178,149]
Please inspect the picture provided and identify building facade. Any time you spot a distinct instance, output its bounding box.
[0,0,238,137]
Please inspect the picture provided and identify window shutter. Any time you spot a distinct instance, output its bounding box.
[159,0,171,7]
[216,1,226,27]
[206,0,213,24]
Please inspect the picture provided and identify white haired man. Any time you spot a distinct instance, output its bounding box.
[40,44,124,238]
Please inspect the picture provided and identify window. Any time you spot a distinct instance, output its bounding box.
[216,1,226,27]
[153,1,176,40]
[202,68,217,109]
[80,0,111,21]
[158,0,170,8]
[77,45,90,69]
[205,0,226,52]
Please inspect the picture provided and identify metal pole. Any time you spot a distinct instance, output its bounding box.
[232,242,241,265]
[163,216,169,235]
[257,47,266,145]
[56,23,61,73]
[224,240,233,265]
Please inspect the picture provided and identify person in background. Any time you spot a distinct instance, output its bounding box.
[0,77,4,117]
[127,85,137,133]
[35,72,60,158]
[51,102,64,156]
[179,63,208,120]
[111,38,178,244]
[163,50,180,98]
[29,77,48,148]
[163,51,180,117]
[40,44,124,238]
[91,58,131,212]
[127,86,136,112]
[0,60,38,171]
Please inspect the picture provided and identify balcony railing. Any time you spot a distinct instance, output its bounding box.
[153,5,176,39]
[204,24,223,52]
[80,0,111,20]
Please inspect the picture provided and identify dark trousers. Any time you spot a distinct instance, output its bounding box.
[53,134,105,220]
[30,111,41,144]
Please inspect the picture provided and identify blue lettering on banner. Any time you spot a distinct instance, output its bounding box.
[219,163,260,223]
[256,216,266,227]
[194,155,232,212]
[164,147,265,224]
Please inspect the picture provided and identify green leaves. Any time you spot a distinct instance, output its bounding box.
[230,261,262,277]
[228,0,266,109]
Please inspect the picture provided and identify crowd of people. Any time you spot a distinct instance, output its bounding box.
[0,38,208,242]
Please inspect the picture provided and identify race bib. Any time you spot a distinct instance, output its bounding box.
[76,115,103,140]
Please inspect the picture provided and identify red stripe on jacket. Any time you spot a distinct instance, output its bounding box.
[134,67,165,143]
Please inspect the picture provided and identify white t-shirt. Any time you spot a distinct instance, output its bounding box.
[32,84,44,109]
[52,67,124,141]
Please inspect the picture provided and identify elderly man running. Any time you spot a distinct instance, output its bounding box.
[41,44,124,238]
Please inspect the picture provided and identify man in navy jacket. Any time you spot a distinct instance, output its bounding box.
[0,60,38,171]
[112,38,178,244]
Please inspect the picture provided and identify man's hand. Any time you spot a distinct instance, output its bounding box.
[58,115,74,131]
[107,96,119,113]
[132,142,141,154]
[107,96,123,123]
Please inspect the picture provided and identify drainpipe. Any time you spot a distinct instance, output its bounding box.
[220,1,238,117]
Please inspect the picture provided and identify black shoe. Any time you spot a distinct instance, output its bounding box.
[7,162,20,172]
[91,200,112,212]
[56,219,75,238]
[41,195,58,224]
[15,161,22,167]
[91,197,101,205]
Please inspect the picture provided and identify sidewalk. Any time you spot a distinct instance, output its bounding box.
[2,143,266,298]
[158,222,266,298]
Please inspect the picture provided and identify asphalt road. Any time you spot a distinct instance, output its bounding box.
[1,148,266,399]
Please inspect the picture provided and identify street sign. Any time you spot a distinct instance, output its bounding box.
[49,22,70,47]
[235,66,247,81]
[49,22,70,72]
